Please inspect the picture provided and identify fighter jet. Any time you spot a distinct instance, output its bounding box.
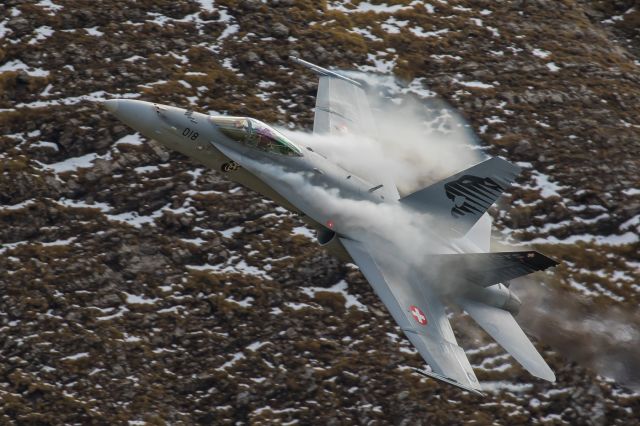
[104,57,558,396]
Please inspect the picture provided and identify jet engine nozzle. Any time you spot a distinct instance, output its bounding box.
[317,228,336,246]
[503,290,522,316]
[316,227,352,263]
[462,283,522,316]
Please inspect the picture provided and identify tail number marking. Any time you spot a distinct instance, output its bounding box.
[182,127,199,141]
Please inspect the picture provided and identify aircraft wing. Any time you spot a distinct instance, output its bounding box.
[340,237,484,395]
[291,57,400,201]
[313,75,375,136]
[291,57,375,136]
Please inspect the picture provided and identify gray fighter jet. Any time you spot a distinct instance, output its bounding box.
[104,57,558,396]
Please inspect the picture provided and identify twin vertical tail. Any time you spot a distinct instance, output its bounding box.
[406,156,558,382]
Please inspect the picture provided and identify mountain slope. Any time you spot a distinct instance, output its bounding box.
[1,0,639,423]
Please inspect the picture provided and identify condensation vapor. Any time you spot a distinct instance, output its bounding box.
[512,278,640,391]
[282,73,484,196]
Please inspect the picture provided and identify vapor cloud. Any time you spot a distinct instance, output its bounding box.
[512,278,640,391]
[283,77,483,196]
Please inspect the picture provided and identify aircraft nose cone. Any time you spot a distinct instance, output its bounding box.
[101,99,164,141]
[103,99,119,113]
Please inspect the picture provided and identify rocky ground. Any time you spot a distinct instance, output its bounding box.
[1,0,639,424]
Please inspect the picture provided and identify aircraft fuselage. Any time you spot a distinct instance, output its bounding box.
[104,99,521,314]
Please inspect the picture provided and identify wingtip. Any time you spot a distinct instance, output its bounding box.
[412,368,485,397]
[529,363,556,383]
[525,251,560,270]
[539,369,556,383]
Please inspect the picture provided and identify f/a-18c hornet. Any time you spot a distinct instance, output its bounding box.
[104,57,558,396]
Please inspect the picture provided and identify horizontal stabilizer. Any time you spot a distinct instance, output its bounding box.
[432,251,559,288]
[457,298,556,382]
[412,368,484,397]
[400,157,521,235]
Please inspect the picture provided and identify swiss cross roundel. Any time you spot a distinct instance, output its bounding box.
[409,305,427,326]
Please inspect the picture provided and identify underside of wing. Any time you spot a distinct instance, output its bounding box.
[340,237,483,394]
[292,57,399,200]
[433,250,559,288]
[457,298,555,382]
[291,56,374,136]
[314,76,375,136]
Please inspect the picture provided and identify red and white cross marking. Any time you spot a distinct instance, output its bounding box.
[409,305,427,326]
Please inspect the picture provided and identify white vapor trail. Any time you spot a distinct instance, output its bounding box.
[282,73,484,196]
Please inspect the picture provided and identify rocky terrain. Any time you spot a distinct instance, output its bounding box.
[1,0,639,424]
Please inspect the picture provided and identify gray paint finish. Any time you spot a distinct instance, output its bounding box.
[104,59,558,395]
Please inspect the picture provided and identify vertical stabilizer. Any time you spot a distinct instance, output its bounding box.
[400,157,521,235]
[465,212,492,252]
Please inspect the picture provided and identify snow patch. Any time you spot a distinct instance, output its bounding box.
[301,280,368,311]
[0,60,50,77]
[180,236,207,246]
[219,24,239,40]
[125,293,159,305]
[0,20,11,40]
[134,165,159,174]
[107,210,160,228]
[187,256,271,280]
[409,27,449,38]
[285,302,317,311]
[381,17,408,34]
[258,80,276,89]
[515,171,567,198]
[228,296,254,307]
[195,0,215,12]
[532,48,551,59]
[328,1,411,13]
[219,225,244,238]
[114,133,144,146]
[41,237,76,247]
[482,381,534,393]
[42,152,103,173]
[61,352,89,361]
[361,52,396,74]
[216,352,245,370]
[247,341,269,351]
[456,80,495,89]
[85,27,104,37]
[36,0,63,14]
[2,199,36,211]
[291,226,315,239]
[349,27,382,42]
[29,26,54,45]
[546,62,560,72]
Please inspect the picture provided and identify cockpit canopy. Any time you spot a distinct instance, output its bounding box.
[211,116,302,157]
